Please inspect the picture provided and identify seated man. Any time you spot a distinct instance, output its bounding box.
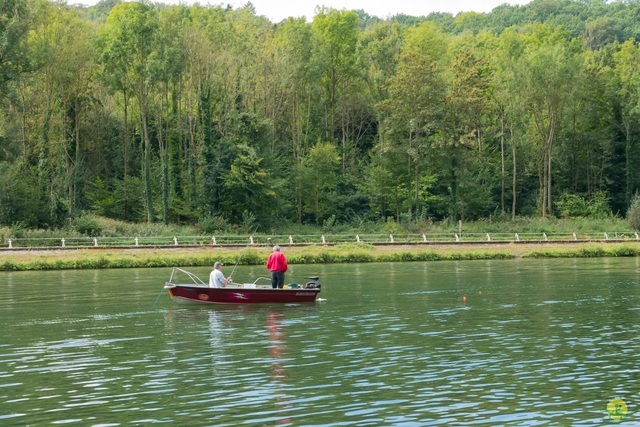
[209,262,232,288]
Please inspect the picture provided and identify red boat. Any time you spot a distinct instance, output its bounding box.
[164,267,321,305]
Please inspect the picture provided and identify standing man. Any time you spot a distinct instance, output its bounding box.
[266,245,288,289]
[210,261,232,288]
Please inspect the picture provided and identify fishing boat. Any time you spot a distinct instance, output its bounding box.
[164,267,321,305]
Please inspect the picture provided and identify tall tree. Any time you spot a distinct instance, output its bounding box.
[222,144,273,224]
[97,2,159,223]
[152,5,187,224]
[271,18,318,223]
[28,1,95,225]
[378,22,448,221]
[0,0,29,98]
[300,141,340,223]
[612,39,640,209]
[443,40,492,220]
[183,6,233,218]
[492,28,528,218]
[312,8,359,147]
[520,24,582,218]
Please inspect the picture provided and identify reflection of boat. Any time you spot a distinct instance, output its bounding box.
[164,267,321,305]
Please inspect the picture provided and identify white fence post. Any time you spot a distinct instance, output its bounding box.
[322,235,326,244]
[8,239,12,248]
[212,236,216,245]
[93,238,98,247]
[455,234,459,242]
[173,236,178,246]
[356,235,360,243]
[389,234,394,243]
[61,238,65,247]
[515,233,520,241]
[289,235,294,244]
[250,236,254,244]
[135,237,139,246]
[423,234,427,242]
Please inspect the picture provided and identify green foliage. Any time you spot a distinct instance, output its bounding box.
[382,217,397,234]
[0,0,29,96]
[4,0,640,236]
[222,143,274,224]
[336,242,374,250]
[240,210,257,234]
[586,192,612,219]
[556,191,612,219]
[198,215,231,235]
[556,193,590,218]
[85,177,145,222]
[0,164,48,228]
[72,215,103,237]
[322,214,336,232]
[627,193,640,230]
[300,142,341,223]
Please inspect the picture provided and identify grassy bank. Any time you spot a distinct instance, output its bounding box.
[1,215,636,243]
[2,241,640,271]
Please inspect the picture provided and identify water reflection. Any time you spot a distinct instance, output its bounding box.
[266,311,293,425]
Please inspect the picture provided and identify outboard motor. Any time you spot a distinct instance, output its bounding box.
[305,276,321,289]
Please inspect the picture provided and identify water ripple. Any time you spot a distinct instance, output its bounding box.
[2,261,640,425]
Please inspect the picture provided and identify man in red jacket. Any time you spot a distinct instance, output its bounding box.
[266,245,288,289]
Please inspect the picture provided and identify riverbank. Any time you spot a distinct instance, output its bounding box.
[1,240,640,271]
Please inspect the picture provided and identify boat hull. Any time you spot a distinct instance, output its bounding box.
[165,283,320,305]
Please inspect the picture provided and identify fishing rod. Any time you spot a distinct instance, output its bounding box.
[229,251,243,280]
[152,285,165,308]
[229,228,260,280]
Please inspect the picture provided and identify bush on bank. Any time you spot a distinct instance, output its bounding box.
[1,214,638,244]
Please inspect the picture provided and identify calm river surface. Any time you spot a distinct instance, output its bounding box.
[2,258,640,426]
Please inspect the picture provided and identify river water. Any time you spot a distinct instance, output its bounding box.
[1,258,640,426]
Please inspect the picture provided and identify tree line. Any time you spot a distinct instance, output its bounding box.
[2,0,640,232]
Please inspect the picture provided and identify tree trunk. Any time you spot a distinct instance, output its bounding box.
[510,117,517,221]
[140,96,154,223]
[123,91,130,221]
[500,108,505,215]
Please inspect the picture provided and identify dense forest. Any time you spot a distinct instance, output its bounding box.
[3,0,640,233]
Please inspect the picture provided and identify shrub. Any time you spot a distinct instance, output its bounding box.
[240,210,257,234]
[556,192,611,219]
[198,215,230,235]
[72,215,103,237]
[556,193,588,218]
[627,193,640,230]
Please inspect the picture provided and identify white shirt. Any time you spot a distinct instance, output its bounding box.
[209,268,227,288]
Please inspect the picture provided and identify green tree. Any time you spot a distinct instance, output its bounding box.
[492,28,529,218]
[270,18,318,223]
[300,141,341,223]
[27,1,95,225]
[442,39,492,220]
[0,0,29,98]
[97,2,159,223]
[612,39,640,209]
[222,144,274,224]
[378,22,448,221]
[520,24,583,218]
[151,5,188,224]
[312,8,359,143]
